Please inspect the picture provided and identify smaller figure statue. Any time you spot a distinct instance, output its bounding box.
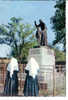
[34,19,48,46]
[3,57,19,96]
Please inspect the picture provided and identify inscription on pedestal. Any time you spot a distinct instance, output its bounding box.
[28,47,55,66]
[29,49,41,55]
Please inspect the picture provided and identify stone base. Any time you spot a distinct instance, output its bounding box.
[28,46,55,66]
[28,46,55,93]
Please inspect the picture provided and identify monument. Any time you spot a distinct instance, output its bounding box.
[34,19,48,46]
[28,20,55,94]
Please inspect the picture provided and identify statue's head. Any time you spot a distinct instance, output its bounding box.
[39,19,47,29]
[39,19,43,23]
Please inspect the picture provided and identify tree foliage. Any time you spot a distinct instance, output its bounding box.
[48,44,65,61]
[55,48,66,61]
[0,17,37,63]
[51,0,65,51]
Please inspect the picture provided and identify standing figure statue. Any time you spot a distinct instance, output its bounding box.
[34,19,48,46]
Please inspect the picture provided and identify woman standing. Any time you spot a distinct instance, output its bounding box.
[4,57,19,96]
[23,57,39,96]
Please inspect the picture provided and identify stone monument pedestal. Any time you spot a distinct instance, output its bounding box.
[28,46,55,94]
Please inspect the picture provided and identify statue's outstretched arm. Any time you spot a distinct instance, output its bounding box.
[34,21,40,28]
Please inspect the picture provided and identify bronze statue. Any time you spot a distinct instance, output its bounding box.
[35,25,41,46]
[34,19,48,46]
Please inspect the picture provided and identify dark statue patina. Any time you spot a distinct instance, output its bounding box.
[34,19,48,46]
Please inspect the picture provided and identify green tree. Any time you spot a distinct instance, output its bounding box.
[0,17,37,63]
[7,17,37,63]
[48,44,65,61]
[54,48,66,61]
[0,24,9,44]
[51,0,65,51]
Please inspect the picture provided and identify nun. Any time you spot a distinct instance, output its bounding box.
[23,57,39,96]
[4,57,19,96]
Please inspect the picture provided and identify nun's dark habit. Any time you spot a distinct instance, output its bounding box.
[4,57,19,96]
[23,57,39,96]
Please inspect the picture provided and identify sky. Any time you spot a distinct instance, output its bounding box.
[0,0,57,57]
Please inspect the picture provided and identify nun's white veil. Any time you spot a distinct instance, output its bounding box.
[25,57,39,79]
[7,57,19,78]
